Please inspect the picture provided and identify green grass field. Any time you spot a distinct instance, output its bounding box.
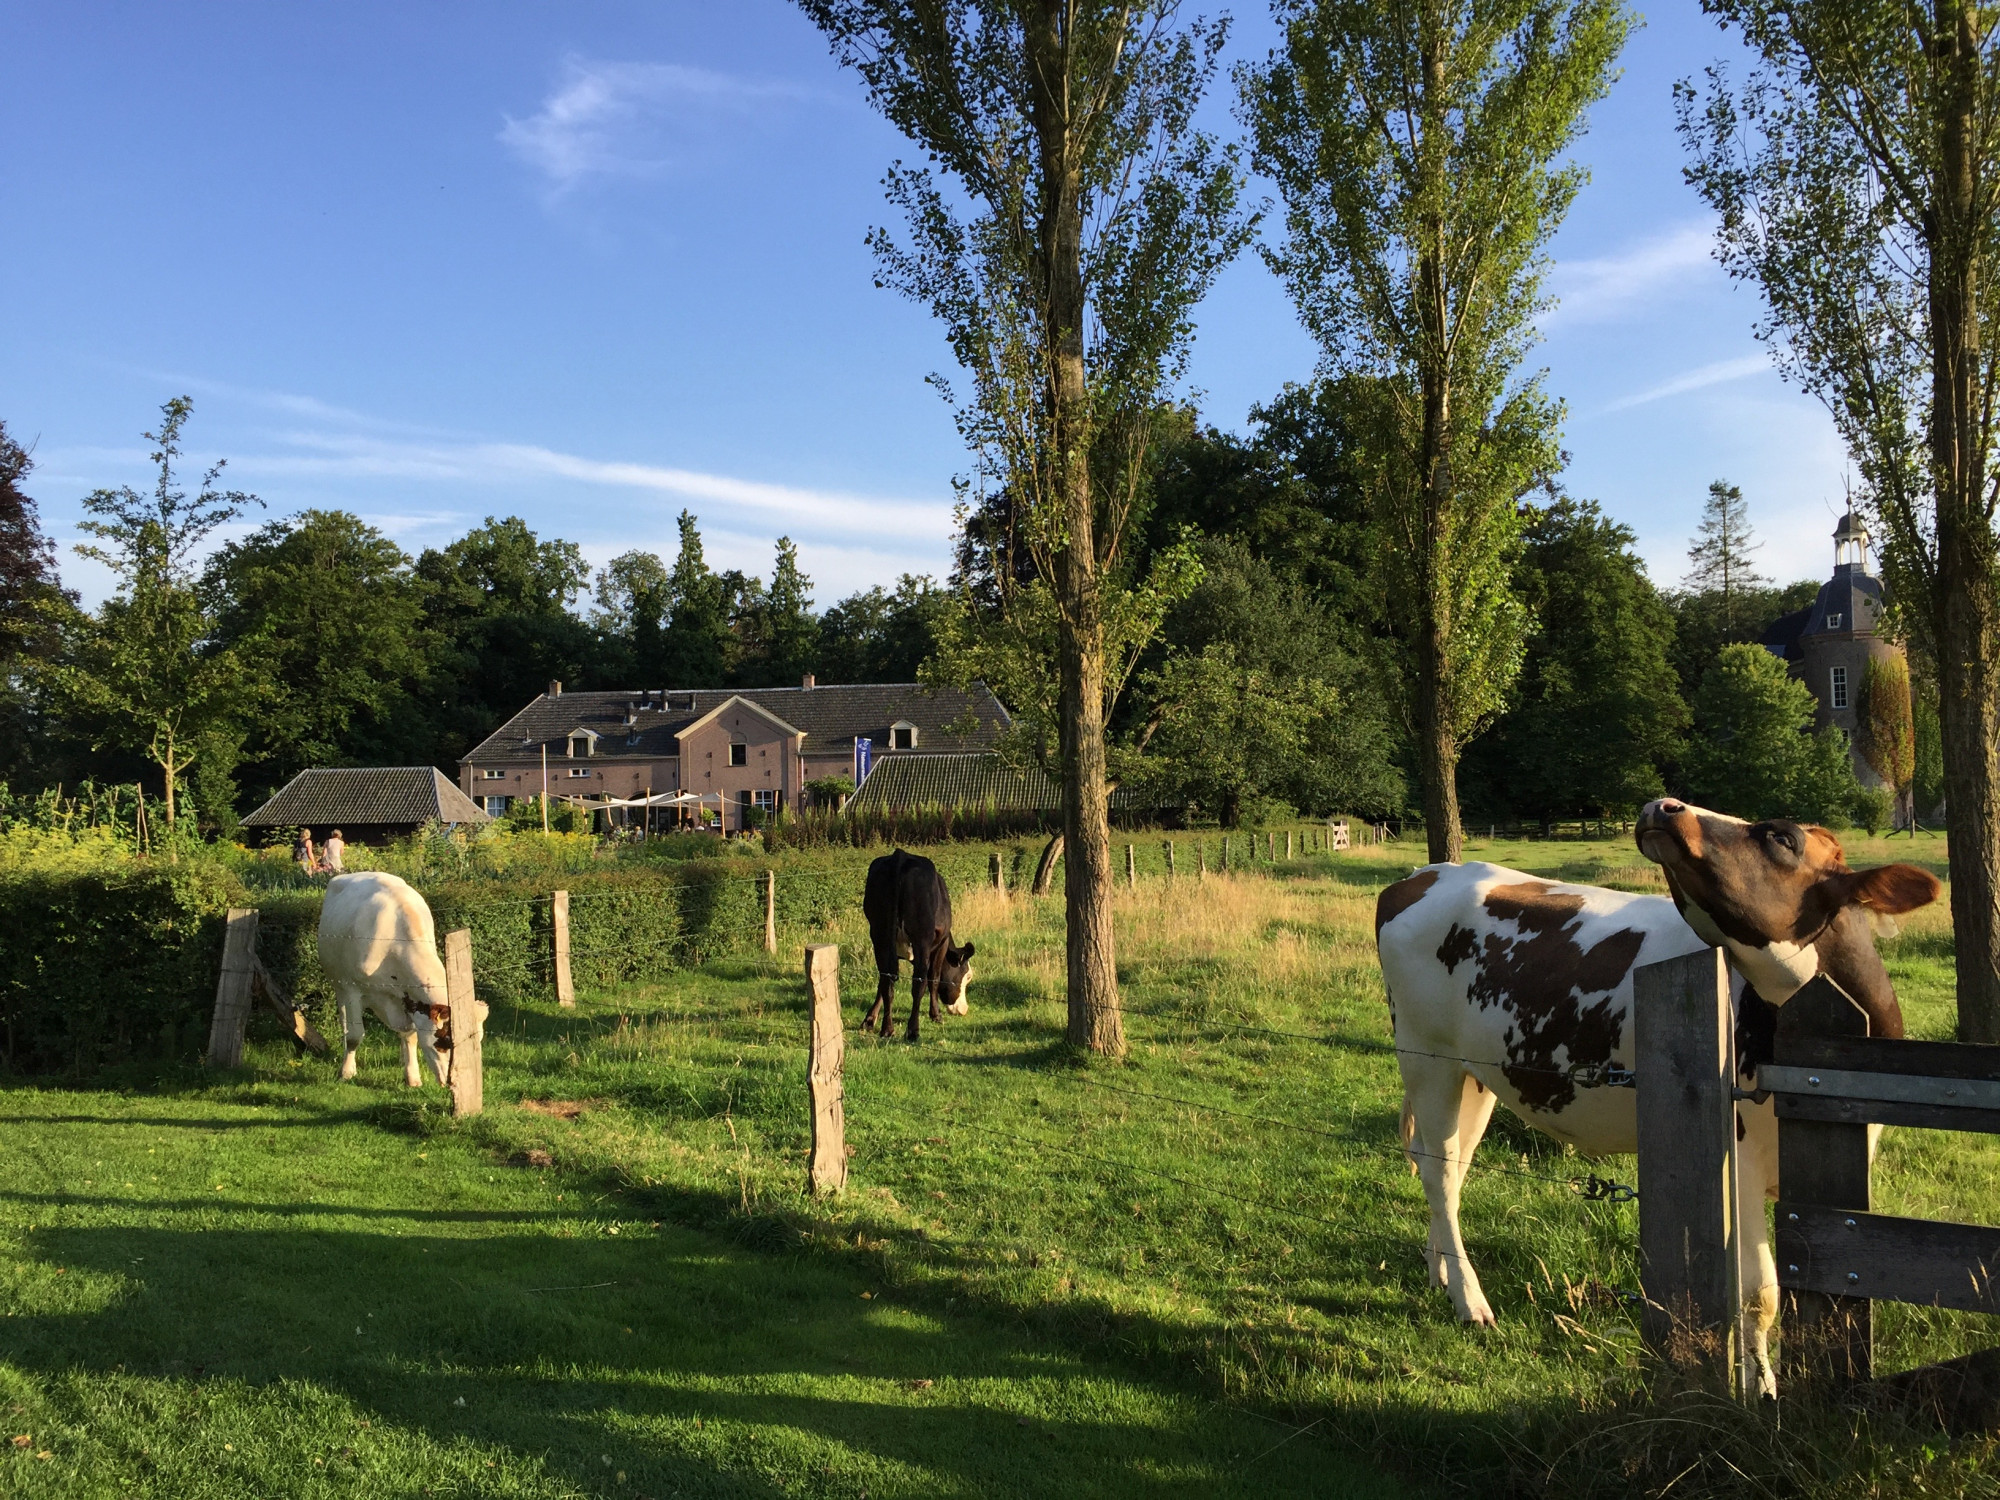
[2,830,1994,1497]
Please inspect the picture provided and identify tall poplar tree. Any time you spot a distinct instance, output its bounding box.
[797,0,1253,1053]
[1243,0,1631,863]
[1678,0,2000,1040]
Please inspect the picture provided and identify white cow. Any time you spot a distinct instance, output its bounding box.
[318,871,452,1088]
[1375,799,1939,1397]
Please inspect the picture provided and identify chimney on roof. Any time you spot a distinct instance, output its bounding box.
[548,680,562,697]
[802,673,816,690]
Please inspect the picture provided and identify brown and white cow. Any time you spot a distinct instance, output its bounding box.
[1375,798,1938,1396]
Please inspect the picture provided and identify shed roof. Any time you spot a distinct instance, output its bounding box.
[461,682,1011,764]
[241,767,494,829]
[845,752,1160,812]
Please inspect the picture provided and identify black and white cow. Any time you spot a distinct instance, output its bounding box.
[862,849,975,1042]
[1374,798,1938,1396]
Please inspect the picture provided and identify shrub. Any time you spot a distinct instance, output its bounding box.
[1852,784,1895,836]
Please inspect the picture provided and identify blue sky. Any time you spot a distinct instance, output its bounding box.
[2,2,1854,613]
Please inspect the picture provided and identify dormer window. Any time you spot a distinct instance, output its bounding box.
[566,727,600,758]
[1826,613,1843,630]
[890,720,918,751]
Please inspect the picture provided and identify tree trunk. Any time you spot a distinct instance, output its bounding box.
[1929,0,2000,1043]
[1032,831,1064,895]
[160,736,178,828]
[1029,0,1122,1056]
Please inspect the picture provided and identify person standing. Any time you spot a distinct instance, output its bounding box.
[323,828,345,873]
[295,828,318,876]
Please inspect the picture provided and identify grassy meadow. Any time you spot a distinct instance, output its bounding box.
[1,827,1995,1497]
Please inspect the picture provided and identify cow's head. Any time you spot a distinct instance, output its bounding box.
[938,941,975,1015]
[1635,798,1939,1032]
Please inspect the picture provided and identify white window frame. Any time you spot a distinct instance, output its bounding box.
[728,742,748,767]
[1831,665,1850,710]
[481,768,505,780]
[890,721,918,750]
[752,789,778,811]
[482,796,508,816]
[568,766,591,779]
[1827,613,1844,630]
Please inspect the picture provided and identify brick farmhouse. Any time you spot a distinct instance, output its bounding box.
[457,677,1012,831]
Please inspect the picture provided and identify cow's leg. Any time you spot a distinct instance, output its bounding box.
[1737,1099,1781,1399]
[1403,1060,1498,1325]
[926,939,946,1024]
[905,970,923,1042]
[336,982,366,1080]
[863,924,897,1034]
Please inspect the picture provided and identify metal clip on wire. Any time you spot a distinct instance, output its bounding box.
[1565,1061,1637,1090]
[1572,1173,1638,1205]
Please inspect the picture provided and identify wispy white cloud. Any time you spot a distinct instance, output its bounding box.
[243,431,951,535]
[500,58,812,193]
[1600,355,1772,413]
[1548,223,1717,325]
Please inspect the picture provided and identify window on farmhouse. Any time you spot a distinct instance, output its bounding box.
[1831,666,1849,709]
[753,790,777,811]
[728,743,748,766]
[483,796,508,817]
[481,769,505,780]
[568,766,590,778]
[891,724,916,750]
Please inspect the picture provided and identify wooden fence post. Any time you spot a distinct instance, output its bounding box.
[991,851,1005,894]
[1268,831,1277,861]
[552,890,575,1007]
[1221,835,1230,871]
[805,944,846,1196]
[1285,830,1294,860]
[1164,841,1175,880]
[207,908,260,1069]
[1775,978,1875,1388]
[1197,841,1207,880]
[1634,946,1739,1389]
[1125,843,1136,888]
[764,869,778,954]
[445,928,486,1118]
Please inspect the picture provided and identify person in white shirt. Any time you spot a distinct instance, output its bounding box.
[323,829,345,874]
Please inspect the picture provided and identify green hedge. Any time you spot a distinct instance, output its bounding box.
[0,858,867,1076]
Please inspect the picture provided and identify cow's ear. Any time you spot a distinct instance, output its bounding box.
[957,942,975,962]
[1833,863,1942,915]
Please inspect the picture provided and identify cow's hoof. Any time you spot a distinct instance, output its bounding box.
[1459,1303,1497,1328]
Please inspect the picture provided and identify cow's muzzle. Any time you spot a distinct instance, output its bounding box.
[1636,799,1701,863]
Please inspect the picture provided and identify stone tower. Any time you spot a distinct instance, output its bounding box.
[1771,512,1906,788]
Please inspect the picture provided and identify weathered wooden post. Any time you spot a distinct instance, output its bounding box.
[445,928,486,1118]
[1125,843,1136,888]
[1285,830,1293,860]
[990,851,1005,894]
[1164,841,1175,880]
[805,944,846,1196]
[1221,835,1230,871]
[552,890,575,1007]
[1268,831,1277,861]
[764,869,778,954]
[207,908,260,1068]
[1634,946,1739,1389]
[1197,841,1207,880]
[1773,977,1874,1388]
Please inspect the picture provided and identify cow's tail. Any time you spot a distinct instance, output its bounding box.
[1399,1092,1419,1176]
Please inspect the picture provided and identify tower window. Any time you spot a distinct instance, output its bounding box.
[1826,612,1843,630]
[1831,665,1849,710]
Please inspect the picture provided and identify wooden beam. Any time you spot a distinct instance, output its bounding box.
[1776,976,1874,1388]
[552,890,574,1007]
[805,944,846,1196]
[1634,946,1738,1386]
[206,909,260,1069]
[1778,1205,2000,1315]
[250,954,328,1056]
[1773,1033,2000,1081]
[1125,843,1136,889]
[1762,1063,2000,1112]
[445,928,485,1118]
[1774,1093,2000,1134]
[990,851,1005,894]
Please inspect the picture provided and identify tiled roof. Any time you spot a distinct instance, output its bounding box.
[241,767,493,828]
[846,752,1160,811]
[460,682,1012,764]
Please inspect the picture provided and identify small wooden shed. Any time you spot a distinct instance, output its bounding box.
[241,766,493,845]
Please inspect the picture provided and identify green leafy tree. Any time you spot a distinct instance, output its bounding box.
[1678,0,2000,1037]
[0,422,75,790]
[800,0,1255,1053]
[819,575,950,684]
[590,549,670,682]
[1683,480,1772,634]
[57,398,262,827]
[207,510,430,799]
[415,516,598,752]
[1686,643,1861,821]
[1858,654,1917,823]
[1464,498,1685,824]
[1662,577,1821,701]
[660,511,732,688]
[739,537,820,687]
[1243,0,1631,863]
